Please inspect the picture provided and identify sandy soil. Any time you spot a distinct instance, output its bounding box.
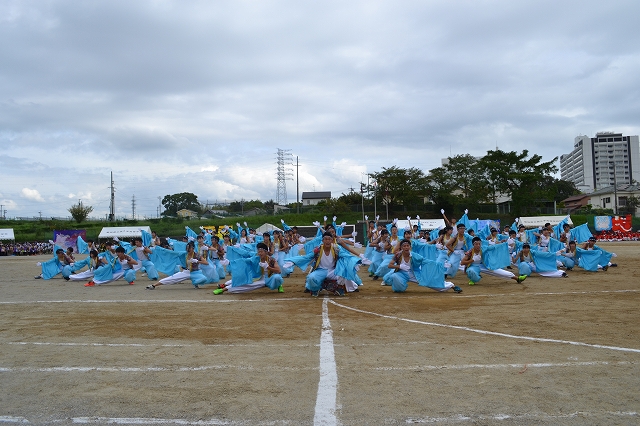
[0,242,639,425]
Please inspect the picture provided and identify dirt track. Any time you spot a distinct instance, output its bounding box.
[0,242,639,425]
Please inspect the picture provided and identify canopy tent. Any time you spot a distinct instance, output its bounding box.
[517,215,573,228]
[0,228,15,240]
[98,226,152,239]
[395,219,446,231]
[255,223,283,234]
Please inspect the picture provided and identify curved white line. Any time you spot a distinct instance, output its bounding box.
[329,300,640,354]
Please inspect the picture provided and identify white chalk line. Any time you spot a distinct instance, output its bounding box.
[2,340,432,348]
[0,288,638,305]
[313,297,338,425]
[405,411,638,423]
[329,300,640,354]
[0,360,634,375]
[0,365,316,373]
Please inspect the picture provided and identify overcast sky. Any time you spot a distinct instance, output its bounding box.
[1,0,639,219]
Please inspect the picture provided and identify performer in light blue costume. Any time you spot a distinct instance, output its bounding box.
[383,239,462,293]
[515,244,567,278]
[146,241,207,289]
[69,250,108,282]
[132,237,159,280]
[87,246,137,286]
[213,242,284,294]
[461,237,527,285]
[34,248,73,280]
[576,236,616,271]
[445,223,473,277]
[556,241,577,270]
[285,232,369,296]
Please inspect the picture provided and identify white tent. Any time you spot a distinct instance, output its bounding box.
[255,223,283,234]
[395,219,446,231]
[0,228,15,240]
[517,215,572,228]
[98,226,152,239]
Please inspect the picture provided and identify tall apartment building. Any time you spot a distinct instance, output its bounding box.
[560,132,640,193]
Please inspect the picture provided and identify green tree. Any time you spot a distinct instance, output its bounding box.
[621,195,640,216]
[161,192,201,217]
[68,201,93,223]
[368,166,428,211]
[477,149,558,216]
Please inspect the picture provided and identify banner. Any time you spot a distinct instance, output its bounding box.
[612,215,632,232]
[53,229,87,252]
[594,216,612,231]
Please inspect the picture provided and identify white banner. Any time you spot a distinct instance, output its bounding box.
[0,228,15,240]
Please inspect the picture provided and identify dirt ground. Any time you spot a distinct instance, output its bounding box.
[0,242,639,425]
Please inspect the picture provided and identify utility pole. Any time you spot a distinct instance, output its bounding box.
[109,171,115,221]
[0,205,3,220]
[360,182,365,222]
[132,195,136,220]
[157,196,162,218]
[613,162,618,215]
[296,156,300,214]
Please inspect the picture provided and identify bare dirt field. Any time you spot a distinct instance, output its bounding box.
[1,242,639,425]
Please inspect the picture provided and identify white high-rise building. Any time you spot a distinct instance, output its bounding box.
[560,132,640,193]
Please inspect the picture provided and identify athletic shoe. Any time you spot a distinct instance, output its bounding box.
[468,280,475,286]
[193,285,199,289]
[303,288,310,293]
[63,276,70,281]
[453,286,463,293]
[602,265,608,271]
[380,282,388,286]
[213,288,224,295]
[561,272,568,278]
[566,267,573,271]
[34,275,42,279]
[517,275,527,284]
[278,285,284,293]
[84,281,95,287]
[129,281,135,285]
[311,290,319,297]
[610,263,618,267]
[217,283,227,289]
[145,284,155,290]
[334,288,345,296]
[372,275,379,280]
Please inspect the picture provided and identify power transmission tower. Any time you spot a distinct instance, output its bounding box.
[131,195,136,220]
[276,148,293,206]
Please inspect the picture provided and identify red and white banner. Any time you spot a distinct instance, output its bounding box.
[611,215,632,233]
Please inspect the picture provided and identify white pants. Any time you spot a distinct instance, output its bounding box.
[94,270,126,285]
[69,270,94,281]
[158,270,190,285]
[225,279,265,294]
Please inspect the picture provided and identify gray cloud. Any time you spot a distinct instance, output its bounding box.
[1,0,639,218]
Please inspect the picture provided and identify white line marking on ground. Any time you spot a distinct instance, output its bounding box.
[0,416,29,424]
[0,360,634,374]
[405,411,639,423]
[71,417,237,424]
[329,300,640,354]
[5,341,317,348]
[0,289,637,305]
[0,365,316,373]
[375,360,635,371]
[313,297,338,426]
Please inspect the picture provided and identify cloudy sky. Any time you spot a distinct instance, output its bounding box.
[1,0,639,219]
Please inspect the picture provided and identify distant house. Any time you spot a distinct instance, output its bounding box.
[177,209,199,219]
[201,209,228,218]
[301,191,331,206]
[588,184,640,215]
[561,194,591,212]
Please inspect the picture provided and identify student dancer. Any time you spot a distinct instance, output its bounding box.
[213,242,284,295]
[461,237,527,286]
[146,241,208,289]
[132,237,159,281]
[385,239,462,293]
[86,246,138,287]
[515,244,567,278]
[68,250,106,282]
[34,248,74,280]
